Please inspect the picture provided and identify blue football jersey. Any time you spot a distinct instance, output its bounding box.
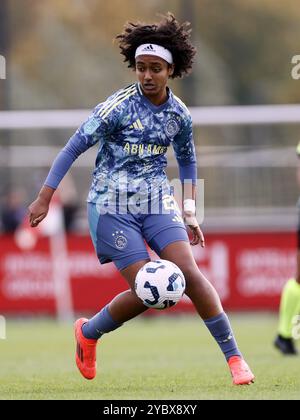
[76,83,196,209]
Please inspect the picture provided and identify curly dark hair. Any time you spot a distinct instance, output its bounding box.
[116,13,197,79]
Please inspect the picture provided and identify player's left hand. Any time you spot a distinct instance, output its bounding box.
[184,214,205,248]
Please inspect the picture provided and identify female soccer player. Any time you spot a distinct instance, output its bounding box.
[274,142,300,355]
[28,13,254,385]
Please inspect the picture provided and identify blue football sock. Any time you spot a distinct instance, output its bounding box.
[204,312,242,361]
[82,305,123,340]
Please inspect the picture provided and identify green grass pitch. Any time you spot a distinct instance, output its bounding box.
[0,314,299,400]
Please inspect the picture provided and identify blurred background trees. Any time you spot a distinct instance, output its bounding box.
[1,0,299,110]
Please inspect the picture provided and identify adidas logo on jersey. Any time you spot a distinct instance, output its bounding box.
[129,119,144,131]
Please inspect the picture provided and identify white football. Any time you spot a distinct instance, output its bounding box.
[135,259,186,310]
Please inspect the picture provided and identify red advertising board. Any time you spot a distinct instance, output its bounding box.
[0,232,296,315]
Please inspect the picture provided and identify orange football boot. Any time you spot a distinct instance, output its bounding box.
[228,356,255,385]
[75,318,98,380]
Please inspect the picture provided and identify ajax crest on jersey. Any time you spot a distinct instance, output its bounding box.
[135,259,186,310]
[165,118,180,138]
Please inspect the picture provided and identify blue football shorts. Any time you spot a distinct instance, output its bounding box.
[87,198,189,271]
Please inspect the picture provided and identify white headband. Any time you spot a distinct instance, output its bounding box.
[135,44,173,64]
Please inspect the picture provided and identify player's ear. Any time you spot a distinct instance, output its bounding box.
[168,64,175,78]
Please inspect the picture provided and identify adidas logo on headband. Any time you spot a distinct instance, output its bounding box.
[135,43,173,64]
[142,45,155,51]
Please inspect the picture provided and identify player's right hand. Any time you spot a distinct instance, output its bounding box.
[28,197,49,228]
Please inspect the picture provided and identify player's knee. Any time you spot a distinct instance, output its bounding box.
[121,259,150,288]
[180,266,200,286]
[184,268,211,295]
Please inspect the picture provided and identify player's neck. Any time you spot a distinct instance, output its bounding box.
[142,87,169,107]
